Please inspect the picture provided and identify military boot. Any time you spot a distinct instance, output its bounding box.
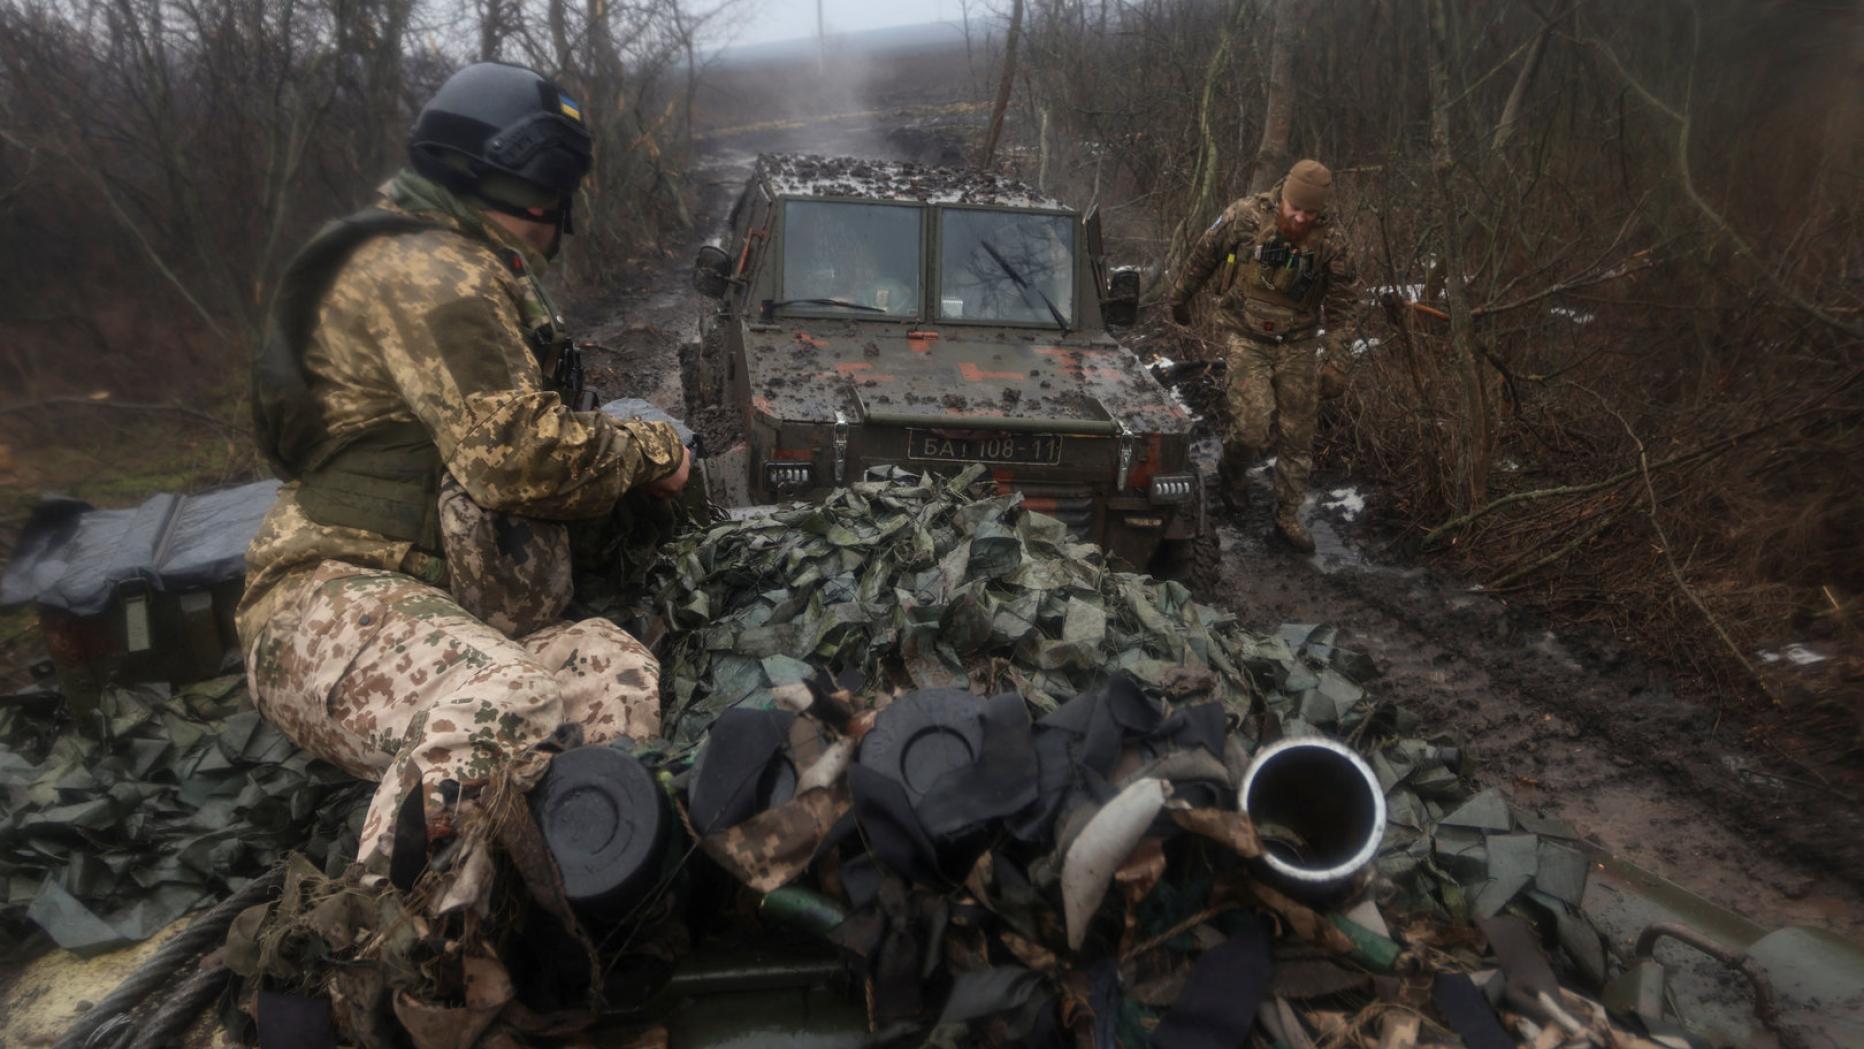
[1217,443,1257,513]
[1274,506,1315,554]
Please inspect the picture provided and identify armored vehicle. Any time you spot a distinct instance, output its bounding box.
[688,154,1205,571]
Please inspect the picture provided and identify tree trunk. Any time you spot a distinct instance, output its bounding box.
[978,0,1024,169]
[478,0,507,60]
[1037,104,1050,191]
[1247,0,1298,193]
[1168,0,1246,268]
[1490,12,1555,153]
[1426,0,1491,512]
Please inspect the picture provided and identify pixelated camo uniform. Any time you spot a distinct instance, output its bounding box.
[237,171,687,865]
[1168,186,1359,511]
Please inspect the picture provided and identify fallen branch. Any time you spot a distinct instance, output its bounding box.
[1422,391,1858,547]
[1484,497,1632,590]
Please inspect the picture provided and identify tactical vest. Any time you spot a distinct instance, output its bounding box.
[252,210,588,553]
[1222,216,1328,339]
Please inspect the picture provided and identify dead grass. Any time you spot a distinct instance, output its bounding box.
[1320,285,1864,769]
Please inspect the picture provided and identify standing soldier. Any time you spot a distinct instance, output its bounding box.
[237,62,691,885]
[1168,159,1357,553]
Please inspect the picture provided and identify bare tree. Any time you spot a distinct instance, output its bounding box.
[978,0,1024,169]
[1246,0,1298,193]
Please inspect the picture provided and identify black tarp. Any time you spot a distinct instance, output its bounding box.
[0,480,280,616]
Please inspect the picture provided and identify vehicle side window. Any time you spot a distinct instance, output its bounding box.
[780,201,923,316]
[937,209,1075,326]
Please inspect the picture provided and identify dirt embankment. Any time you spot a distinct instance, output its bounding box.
[578,111,1862,945]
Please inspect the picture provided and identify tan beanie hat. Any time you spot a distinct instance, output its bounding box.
[1282,159,1333,212]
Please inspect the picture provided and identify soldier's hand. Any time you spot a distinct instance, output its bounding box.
[1169,301,1192,326]
[642,446,692,498]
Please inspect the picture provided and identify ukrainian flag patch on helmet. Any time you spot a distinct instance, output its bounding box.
[558,94,582,122]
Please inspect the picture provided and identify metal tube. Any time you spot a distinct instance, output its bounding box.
[1635,922,1789,1041]
[1239,738,1387,899]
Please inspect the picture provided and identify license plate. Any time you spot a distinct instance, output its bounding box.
[907,430,1063,465]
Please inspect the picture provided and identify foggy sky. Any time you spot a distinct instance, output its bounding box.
[731,0,957,47]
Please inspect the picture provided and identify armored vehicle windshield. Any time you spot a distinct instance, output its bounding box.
[779,200,922,316]
[937,207,1075,326]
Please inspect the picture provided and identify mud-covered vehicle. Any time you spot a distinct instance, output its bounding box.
[686,154,1204,571]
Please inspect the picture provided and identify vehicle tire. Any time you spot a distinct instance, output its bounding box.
[1151,533,1221,592]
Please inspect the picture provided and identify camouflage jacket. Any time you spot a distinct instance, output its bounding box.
[237,172,685,639]
[1168,186,1359,356]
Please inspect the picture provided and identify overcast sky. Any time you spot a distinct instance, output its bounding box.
[729,0,960,47]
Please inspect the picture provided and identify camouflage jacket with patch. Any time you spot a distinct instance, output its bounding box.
[1169,187,1359,355]
[237,172,685,639]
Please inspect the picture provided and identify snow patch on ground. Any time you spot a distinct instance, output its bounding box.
[1549,306,1597,326]
[1349,337,1382,357]
[1321,487,1366,521]
[1757,644,1828,666]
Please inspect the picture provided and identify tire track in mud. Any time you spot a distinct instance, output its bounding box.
[1205,496,1864,939]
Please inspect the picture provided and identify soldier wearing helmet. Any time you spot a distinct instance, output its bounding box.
[1168,160,1359,554]
[238,62,689,883]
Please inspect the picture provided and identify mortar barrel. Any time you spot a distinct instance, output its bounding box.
[1239,737,1387,900]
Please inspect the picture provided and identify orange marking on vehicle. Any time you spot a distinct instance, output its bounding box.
[795,331,827,350]
[907,334,937,354]
[752,395,775,415]
[960,361,1022,382]
[771,447,813,461]
[1083,366,1127,381]
[733,227,765,279]
[835,361,873,374]
[1127,435,1164,491]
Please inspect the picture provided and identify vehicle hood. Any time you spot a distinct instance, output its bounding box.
[740,320,1192,435]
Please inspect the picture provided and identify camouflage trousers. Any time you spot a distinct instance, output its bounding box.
[244,560,661,866]
[1222,331,1321,512]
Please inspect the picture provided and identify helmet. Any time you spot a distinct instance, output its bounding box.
[409,62,592,230]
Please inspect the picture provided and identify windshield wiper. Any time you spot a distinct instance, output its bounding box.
[763,297,887,316]
[979,240,1070,335]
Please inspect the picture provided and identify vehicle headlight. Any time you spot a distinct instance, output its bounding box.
[1149,474,1196,504]
[764,462,814,489]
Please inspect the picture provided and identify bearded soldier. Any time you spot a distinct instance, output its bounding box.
[237,62,690,884]
[1169,159,1358,553]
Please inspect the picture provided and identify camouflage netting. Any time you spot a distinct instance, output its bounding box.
[566,467,1631,1046]
[643,465,1260,741]
[634,468,1595,926]
[20,469,1643,1048]
[0,675,367,956]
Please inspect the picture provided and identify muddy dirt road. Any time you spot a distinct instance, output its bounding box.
[576,114,1863,962]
